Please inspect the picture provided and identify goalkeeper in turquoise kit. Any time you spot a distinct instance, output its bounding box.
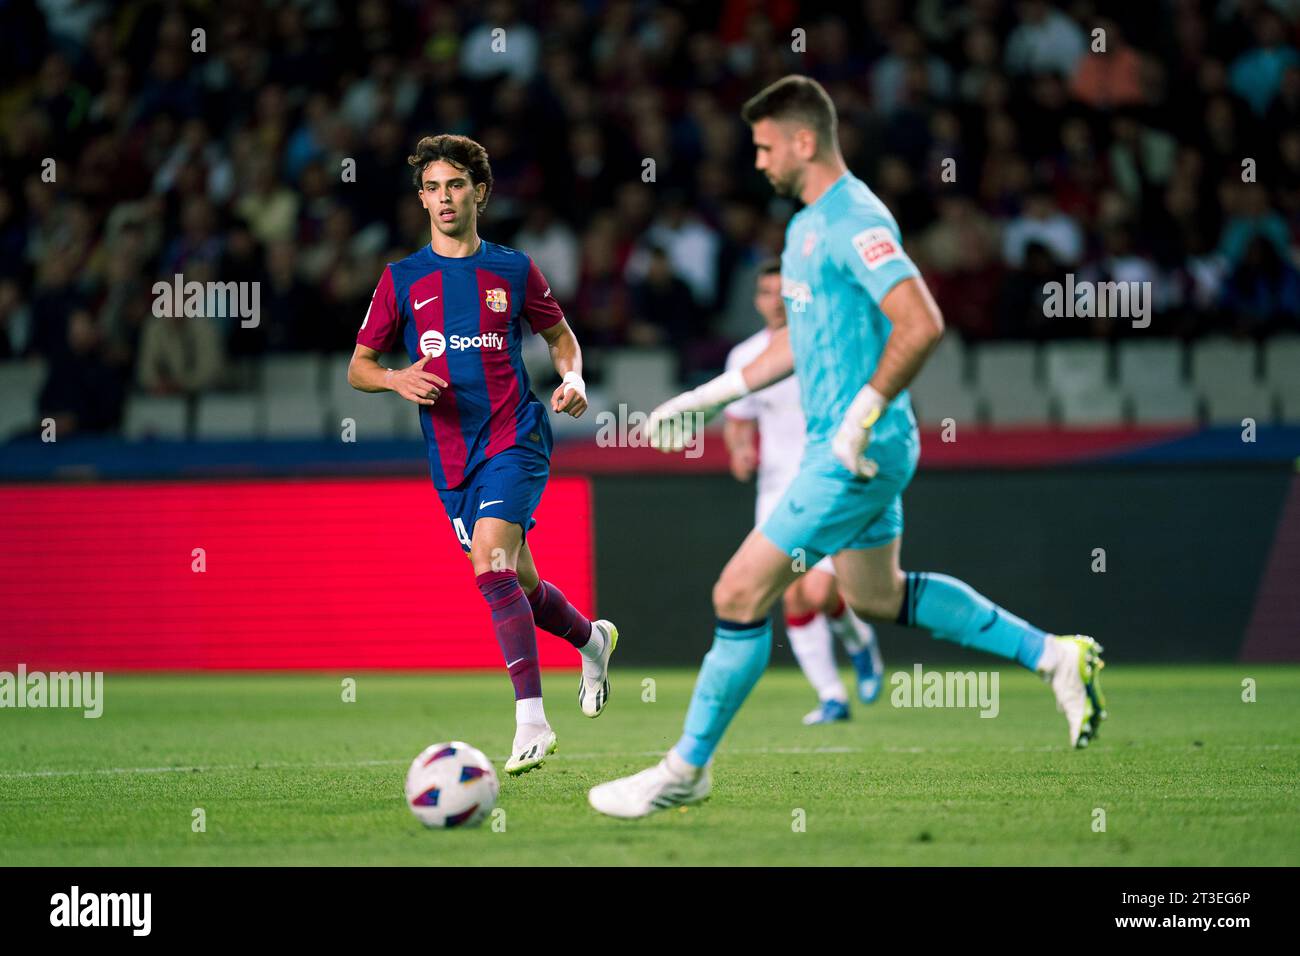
[589,75,1107,818]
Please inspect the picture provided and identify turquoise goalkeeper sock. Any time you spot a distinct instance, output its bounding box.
[897,572,1047,670]
[673,618,772,767]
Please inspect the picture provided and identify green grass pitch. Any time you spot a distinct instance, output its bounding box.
[1,665,1297,866]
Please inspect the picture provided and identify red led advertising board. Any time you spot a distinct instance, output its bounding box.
[0,478,593,670]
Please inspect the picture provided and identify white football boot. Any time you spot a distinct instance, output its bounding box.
[579,619,619,718]
[1040,635,1107,748]
[588,756,711,818]
[505,724,557,775]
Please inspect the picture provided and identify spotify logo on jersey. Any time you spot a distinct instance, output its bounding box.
[419,330,446,358]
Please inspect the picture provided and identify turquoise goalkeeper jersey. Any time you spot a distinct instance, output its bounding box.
[780,171,920,454]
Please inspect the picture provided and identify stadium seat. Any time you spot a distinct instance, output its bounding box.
[1264,335,1300,391]
[329,395,399,439]
[325,355,359,407]
[972,342,1039,397]
[261,354,323,396]
[1271,386,1300,423]
[1279,390,1300,424]
[923,333,967,385]
[983,388,1051,426]
[1044,340,1110,395]
[123,396,189,439]
[0,359,45,440]
[1116,340,1184,392]
[263,395,328,438]
[973,343,1047,424]
[195,394,260,439]
[1056,385,1125,427]
[1190,338,1258,392]
[1191,339,1270,426]
[1129,387,1199,425]
[905,334,971,425]
[908,371,978,427]
[603,349,676,418]
[1262,336,1300,424]
[393,402,426,440]
[1203,385,1276,426]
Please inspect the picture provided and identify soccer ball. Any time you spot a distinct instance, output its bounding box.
[404,741,499,829]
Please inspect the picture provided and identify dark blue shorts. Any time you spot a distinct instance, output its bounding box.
[436,447,549,553]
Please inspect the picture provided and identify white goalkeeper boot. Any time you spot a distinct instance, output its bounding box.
[588,751,711,818]
[1039,635,1107,748]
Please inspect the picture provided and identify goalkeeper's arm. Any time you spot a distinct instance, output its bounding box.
[737,325,795,393]
[646,328,795,450]
[832,277,945,476]
[865,277,944,401]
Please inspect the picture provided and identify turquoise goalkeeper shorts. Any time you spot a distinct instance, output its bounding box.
[760,432,920,564]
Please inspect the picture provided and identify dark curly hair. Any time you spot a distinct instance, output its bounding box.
[407,134,493,212]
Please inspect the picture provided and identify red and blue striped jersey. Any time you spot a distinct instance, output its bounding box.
[357,240,565,489]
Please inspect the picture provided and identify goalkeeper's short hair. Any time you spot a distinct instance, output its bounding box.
[741,75,838,158]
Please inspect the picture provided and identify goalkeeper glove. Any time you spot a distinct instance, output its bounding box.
[645,368,750,452]
[831,384,887,478]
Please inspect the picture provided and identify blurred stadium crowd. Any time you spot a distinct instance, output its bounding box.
[1,0,1299,437]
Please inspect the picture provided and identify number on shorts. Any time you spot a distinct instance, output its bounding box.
[452,517,471,549]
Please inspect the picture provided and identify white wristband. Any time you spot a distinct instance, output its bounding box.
[561,370,586,399]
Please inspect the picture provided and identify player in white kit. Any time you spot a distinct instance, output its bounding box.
[723,259,884,724]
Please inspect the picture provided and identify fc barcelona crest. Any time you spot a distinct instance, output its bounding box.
[485,288,508,313]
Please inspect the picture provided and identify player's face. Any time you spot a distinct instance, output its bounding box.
[417,160,484,237]
[754,272,786,327]
[751,118,804,198]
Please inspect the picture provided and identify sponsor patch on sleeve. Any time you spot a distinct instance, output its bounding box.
[850,226,903,270]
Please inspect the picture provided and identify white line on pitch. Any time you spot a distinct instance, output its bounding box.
[0,747,860,779]
[5,742,1292,779]
[0,758,409,779]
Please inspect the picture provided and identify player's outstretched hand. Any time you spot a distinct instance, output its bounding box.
[551,371,587,418]
[645,368,750,452]
[387,356,447,406]
[645,392,704,452]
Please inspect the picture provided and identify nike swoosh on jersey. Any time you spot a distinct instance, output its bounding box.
[414,296,438,309]
[479,499,504,510]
